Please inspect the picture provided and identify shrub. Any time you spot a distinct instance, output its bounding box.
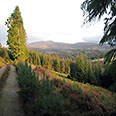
[101,61,116,92]
[70,54,98,85]
[16,61,65,116]
[0,48,8,58]
[35,78,64,116]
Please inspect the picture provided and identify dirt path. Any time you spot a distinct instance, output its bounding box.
[0,64,25,116]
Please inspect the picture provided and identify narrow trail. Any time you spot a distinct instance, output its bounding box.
[0,64,24,116]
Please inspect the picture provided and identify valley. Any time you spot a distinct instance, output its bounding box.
[0,0,116,115]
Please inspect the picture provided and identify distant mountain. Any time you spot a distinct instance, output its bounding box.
[27,41,110,50]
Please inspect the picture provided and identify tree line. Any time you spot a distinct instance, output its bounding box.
[0,3,115,92]
[28,50,71,74]
[27,49,116,92]
[5,3,116,64]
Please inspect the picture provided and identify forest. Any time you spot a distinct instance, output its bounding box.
[34,48,108,60]
[0,0,116,116]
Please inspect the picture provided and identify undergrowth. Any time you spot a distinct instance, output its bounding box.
[35,66,116,116]
[0,57,5,68]
[0,65,10,92]
[16,61,65,116]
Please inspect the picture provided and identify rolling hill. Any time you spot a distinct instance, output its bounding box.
[27,41,110,50]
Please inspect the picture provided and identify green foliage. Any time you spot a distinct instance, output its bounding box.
[0,48,11,63]
[65,62,70,74]
[73,81,82,93]
[70,54,98,85]
[70,62,77,80]
[16,61,64,116]
[0,65,10,91]
[102,60,116,92]
[104,49,116,64]
[0,48,8,58]
[16,61,38,102]
[28,50,105,87]
[28,50,70,74]
[81,0,116,63]
[93,62,103,85]
[38,49,108,60]
[53,58,60,72]
[28,50,41,65]
[35,77,64,116]
[52,76,115,116]
[6,6,27,61]
[81,0,116,91]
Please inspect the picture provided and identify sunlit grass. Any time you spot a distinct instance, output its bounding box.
[0,57,5,68]
[35,66,116,114]
[45,68,116,108]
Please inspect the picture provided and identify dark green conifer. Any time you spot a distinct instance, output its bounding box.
[6,6,27,60]
[81,0,116,63]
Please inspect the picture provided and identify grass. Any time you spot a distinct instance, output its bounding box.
[35,66,116,116]
[0,65,10,92]
[0,57,5,68]
[52,71,116,109]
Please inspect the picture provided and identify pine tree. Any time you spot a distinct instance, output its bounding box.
[47,55,52,69]
[53,58,60,72]
[6,6,27,60]
[81,0,116,63]
[70,54,98,84]
[70,62,77,79]
[65,62,70,74]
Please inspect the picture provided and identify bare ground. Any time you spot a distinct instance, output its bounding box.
[0,64,25,116]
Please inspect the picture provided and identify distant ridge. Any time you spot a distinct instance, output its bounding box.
[27,41,110,50]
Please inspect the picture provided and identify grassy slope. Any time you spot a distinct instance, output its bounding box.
[35,66,116,116]
[0,65,10,92]
[0,57,5,68]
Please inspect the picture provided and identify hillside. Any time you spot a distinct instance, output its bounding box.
[0,57,5,68]
[35,66,116,116]
[15,62,116,116]
[27,41,110,50]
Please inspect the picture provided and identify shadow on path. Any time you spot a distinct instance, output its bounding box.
[0,64,24,116]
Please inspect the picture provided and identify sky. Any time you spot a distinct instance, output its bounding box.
[0,0,104,46]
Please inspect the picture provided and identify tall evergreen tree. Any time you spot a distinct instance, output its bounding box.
[70,54,98,84]
[81,0,116,64]
[53,58,60,72]
[6,6,27,60]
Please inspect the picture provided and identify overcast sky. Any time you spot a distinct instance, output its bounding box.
[0,0,104,46]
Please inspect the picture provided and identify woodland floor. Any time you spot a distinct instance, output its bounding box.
[0,64,25,116]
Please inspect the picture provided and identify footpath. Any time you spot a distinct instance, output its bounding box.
[0,64,25,116]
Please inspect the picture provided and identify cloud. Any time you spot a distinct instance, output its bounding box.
[27,34,42,43]
[0,24,8,46]
[82,35,103,43]
[0,0,104,45]
[0,24,42,46]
